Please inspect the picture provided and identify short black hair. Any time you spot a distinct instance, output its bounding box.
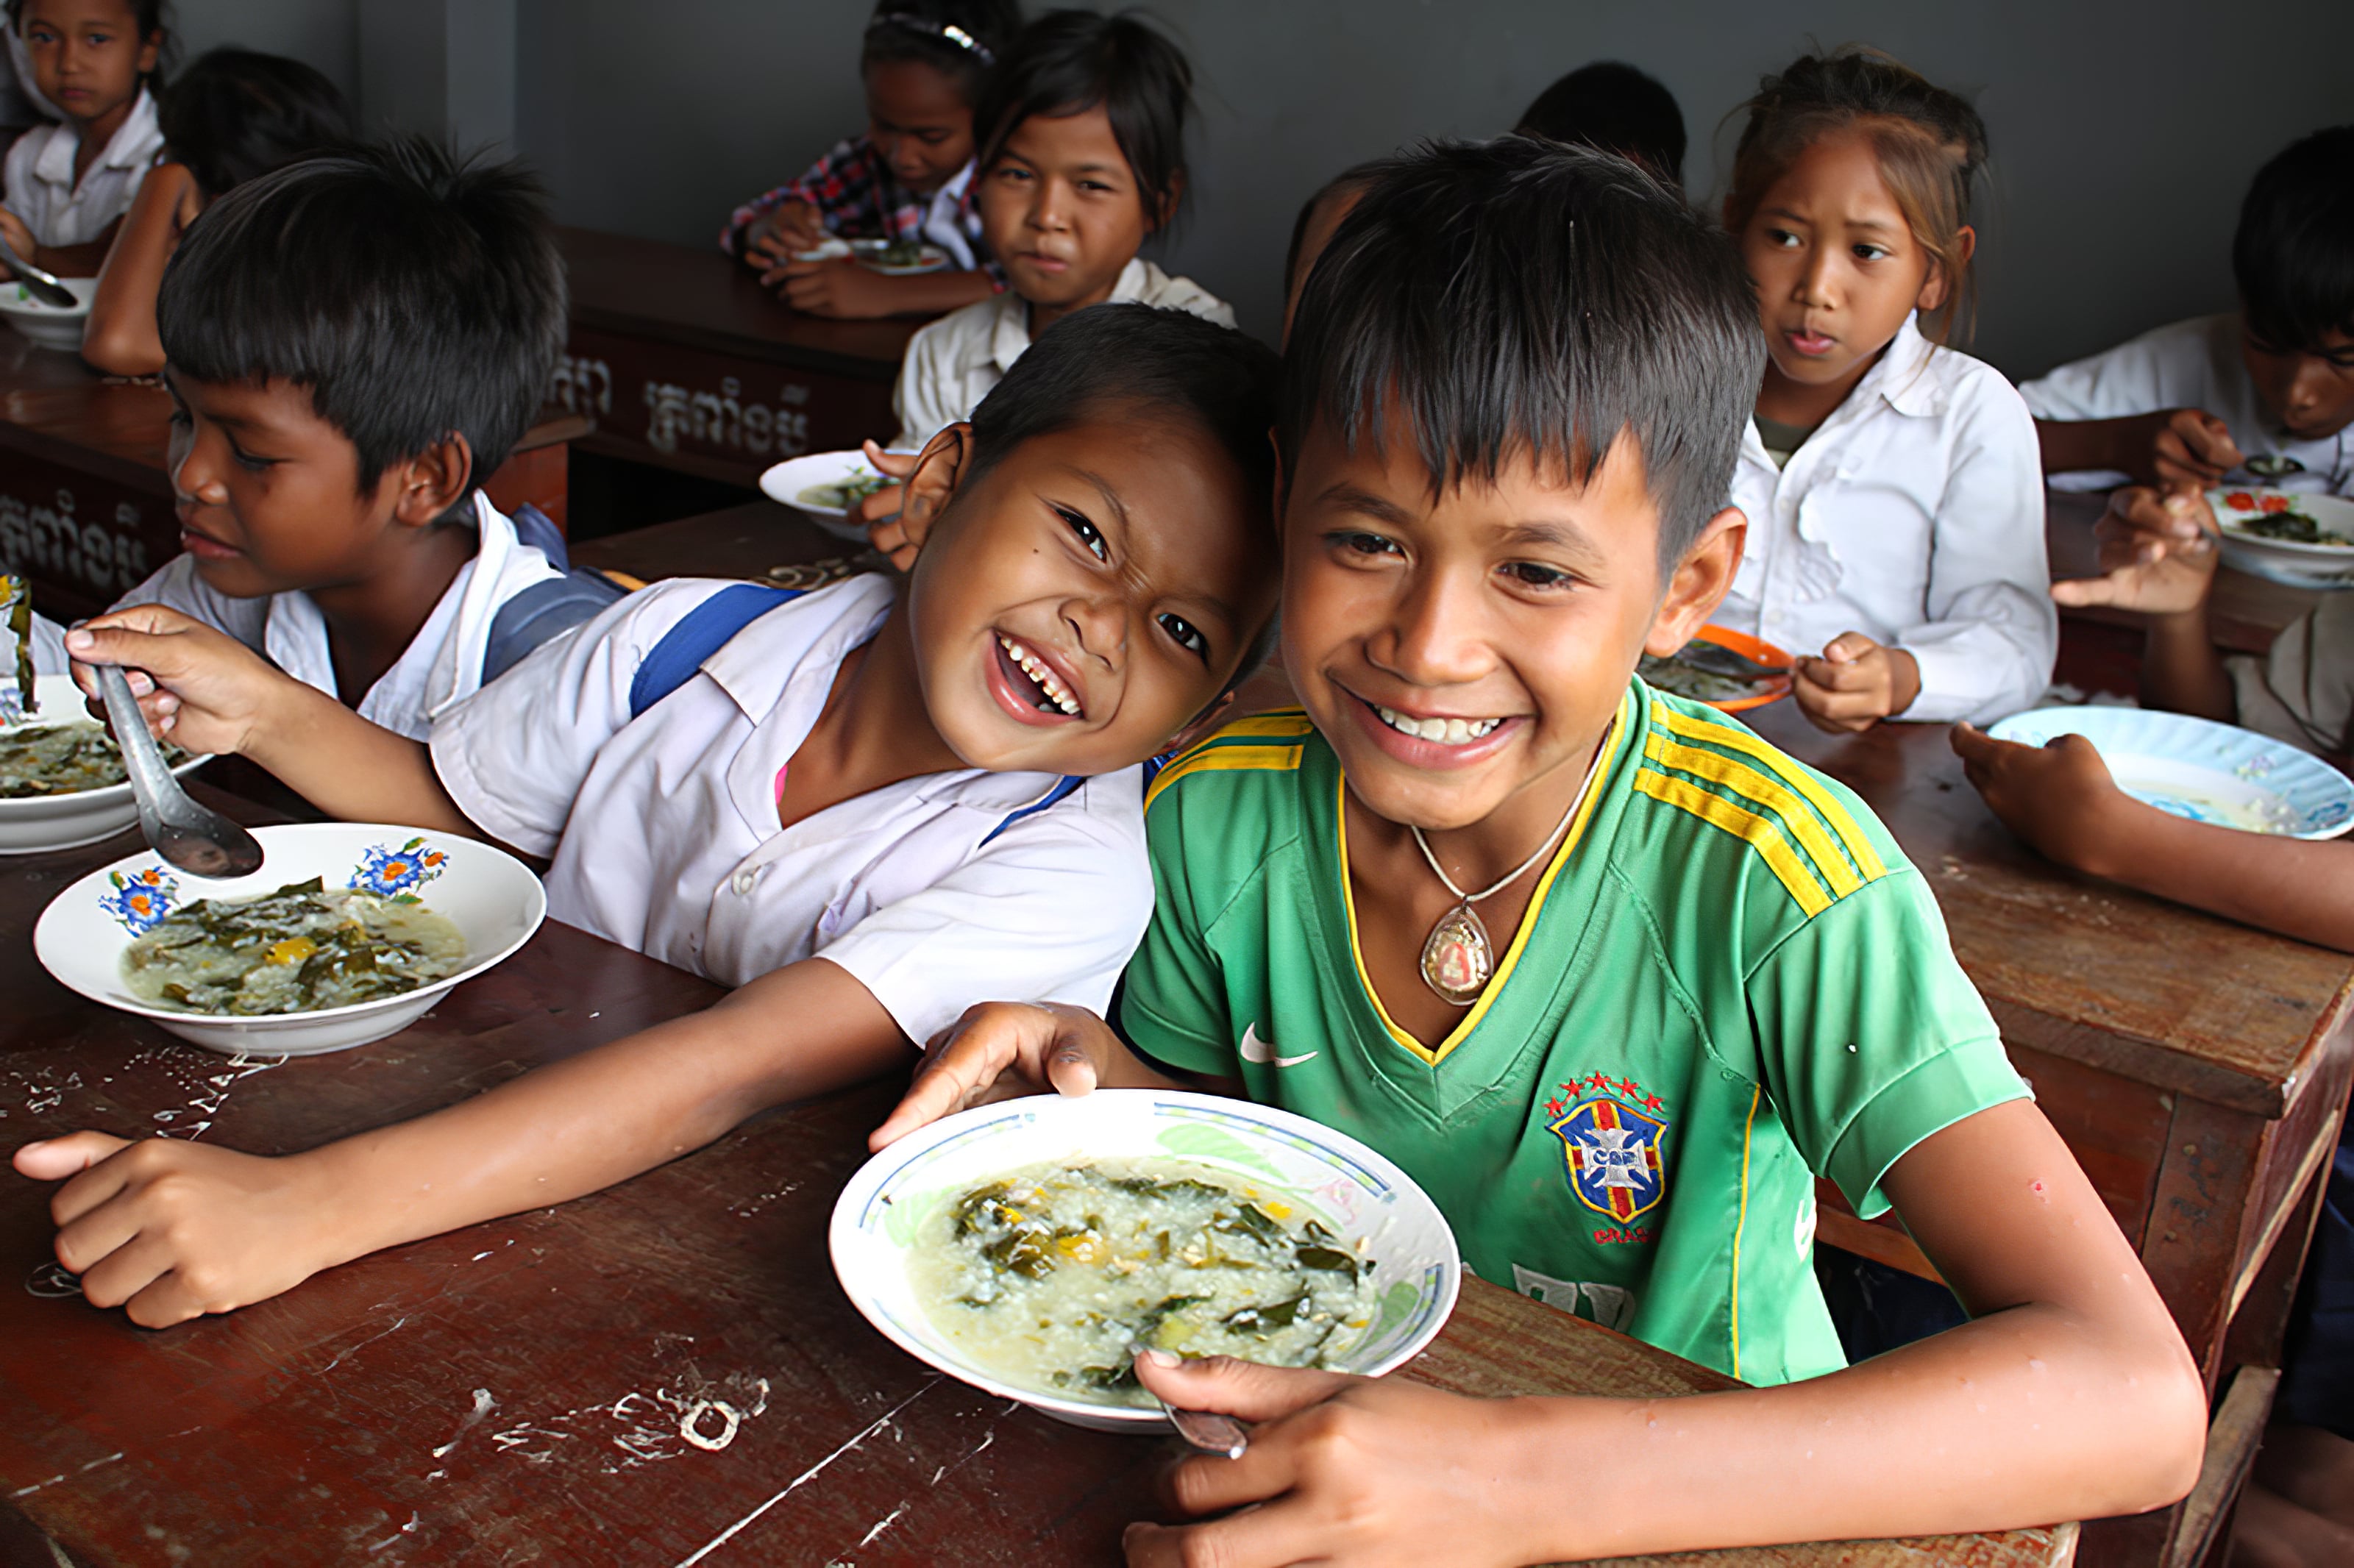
[157,137,566,506]
[2234,124,2354,354]
[862,0,1022,104]
[1280,138,1760,569]
[1515,61,1686,190]
[157,47,353,199]
[1282,160,1383,305]
[967,304,1282,686]
[975,9,1193,229]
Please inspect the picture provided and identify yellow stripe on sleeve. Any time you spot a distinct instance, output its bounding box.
[1631,768,1830,917]
[1144,744,1305,813]
[1649,703,1888,881]
[1641,733,1867,900]
[1201,710,1315,741]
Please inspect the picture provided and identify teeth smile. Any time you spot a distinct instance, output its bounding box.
[1371,705,1502,745]
[998,634,1081,716]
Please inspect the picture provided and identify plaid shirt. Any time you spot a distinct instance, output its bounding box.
[720,135,1000,286]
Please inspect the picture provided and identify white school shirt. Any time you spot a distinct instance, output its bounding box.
[1,84,159,247]
[2019,313,2353,496]
[1718,315,2057,726]
[430,574,1153,1040]
[110,493,563,740]
[890,262,1237,447]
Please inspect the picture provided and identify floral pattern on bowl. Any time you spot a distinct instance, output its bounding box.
[99,866,177,934]
[349,838,448,902]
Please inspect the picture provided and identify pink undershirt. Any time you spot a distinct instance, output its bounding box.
[775,762,789,808]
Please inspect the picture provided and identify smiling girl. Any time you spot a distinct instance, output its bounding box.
[0,0,166,276]
[1715,49,2054,731]
[722,0,1020,320]
[886,9,1231,449]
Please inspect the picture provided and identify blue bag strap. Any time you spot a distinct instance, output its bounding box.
[480,569,630,685]
[508,503,571,572]
[626,582,802,719]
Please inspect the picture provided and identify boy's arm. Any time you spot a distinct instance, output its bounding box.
[2035,410,2243,490]
[870,1001,1210,1150]
[79,161,193,376]
[64,610,473,834]
[1126,1099,2204,1567]
[769,260,995,319]
[13,958,912,1327]
[2048,485,2235,720]
[1954,723,2354,949]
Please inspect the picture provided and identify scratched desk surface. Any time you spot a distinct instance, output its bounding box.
[0,795,2071,1566]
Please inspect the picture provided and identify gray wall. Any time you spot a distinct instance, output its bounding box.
[167,1,2354,380]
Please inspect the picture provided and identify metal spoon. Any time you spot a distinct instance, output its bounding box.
[90,661,263,878]
[2245,454,2305,480]
[0,230,79,310]
[1128,1346,1248,1458]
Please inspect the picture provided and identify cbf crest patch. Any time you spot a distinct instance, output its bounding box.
[1546,1072,1671,1222]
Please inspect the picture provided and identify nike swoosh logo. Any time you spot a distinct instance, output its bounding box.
[1239,1023,1317,1068]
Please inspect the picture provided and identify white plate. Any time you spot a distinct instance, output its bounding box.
[1988,705,2354,838]
[35,822,547,1056]
[0,674,210,853]
[851,239,950,276]
[759,449,914,542]
[831,1089,1462,1433]
[0,276,94,350]
[793,238,853,262]
[2205,488,2354,589]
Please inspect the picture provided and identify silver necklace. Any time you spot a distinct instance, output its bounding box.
[1408,741,1611,1006]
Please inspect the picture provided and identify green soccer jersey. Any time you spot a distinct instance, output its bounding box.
[1120,685,2028,1384]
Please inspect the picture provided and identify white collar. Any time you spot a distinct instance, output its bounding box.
[1856,314,1949,420]
[32,85,157,187]
[977,257,1156,377]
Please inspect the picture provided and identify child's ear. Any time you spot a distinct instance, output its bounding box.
[1162,688,1238,757]
[896,422,975,560]
[1644,507,1746,657]
[136,29,160,76]
[388,433,476,529]
[1153,170,1188,232]
[1916,225,1976,315]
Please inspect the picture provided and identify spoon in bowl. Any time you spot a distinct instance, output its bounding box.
[0,232,79,310]
[2245,453,2305,480]
[90,661,263,878]
[1127,1344,1249,1458]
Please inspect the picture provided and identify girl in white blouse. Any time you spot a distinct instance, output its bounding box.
[1715,49,2053,730]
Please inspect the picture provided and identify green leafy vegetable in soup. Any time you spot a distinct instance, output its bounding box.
[0,719,183,797]
[911,1158,1379,1407]
[1638,649,1760,704]
[122,877,465,1015]
[797,469,889,511]
[2228,509,2350,547]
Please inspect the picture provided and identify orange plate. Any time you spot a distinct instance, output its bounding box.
[1681,625,1793,713]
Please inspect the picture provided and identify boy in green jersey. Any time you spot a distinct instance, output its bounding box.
[874,140,2205,1563]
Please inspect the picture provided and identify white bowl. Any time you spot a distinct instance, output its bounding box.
[0,275,95,350]
[0,675,209,854]
[2206,488,2354,589]
[1988,705,2354,838]
[831,1089,1462,1433]
[34,822,547,1056]
[758,448,916,542]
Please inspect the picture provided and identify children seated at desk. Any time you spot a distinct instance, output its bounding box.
[15,304,1284,1330]
[80,46,353,377]
[2023,126,2354,498]
[0,0,164,276]
[874,136,2204,1562]
[1713,49,2055,732]
[722,0,1019,321]
[90,138,586,742]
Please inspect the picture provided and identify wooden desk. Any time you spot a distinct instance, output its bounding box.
[555,227,920,491]
[1746,702,2353,1567]
[0,798,2071,1567]
[570,497,847,585]
[0,328,588,621]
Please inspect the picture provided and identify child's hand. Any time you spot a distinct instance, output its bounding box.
[869,1001,1124,1150]
[769,256,899,318]
[849,440,921,569]
[1951,721,2139,877]
[2127,408,2244,490]
[0,207,36,268]
[742,202,824,268]
[13,1132,345,1327]
[1123,1353,1553,1568]
[1793,632,1921,733]
[64,606,298,758]
[2050,487,2219,618]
